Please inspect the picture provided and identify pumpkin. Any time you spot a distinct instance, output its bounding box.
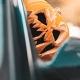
[24,0,69,61]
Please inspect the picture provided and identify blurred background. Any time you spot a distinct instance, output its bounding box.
[46,0,80,38]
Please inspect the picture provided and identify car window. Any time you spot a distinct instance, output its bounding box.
[0,0,4,69]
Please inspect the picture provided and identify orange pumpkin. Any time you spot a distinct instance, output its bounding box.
[24,0,69,61]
